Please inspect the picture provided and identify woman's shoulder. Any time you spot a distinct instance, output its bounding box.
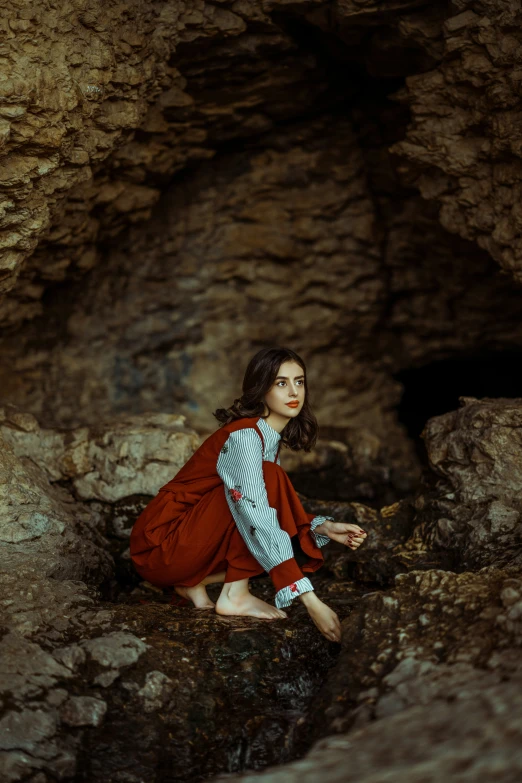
[221,416,261,436]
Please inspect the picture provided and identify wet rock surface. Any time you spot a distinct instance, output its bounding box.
[76,577,357,783]
[214,566,522,783]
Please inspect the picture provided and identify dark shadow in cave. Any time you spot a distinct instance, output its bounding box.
[395,350,522,465]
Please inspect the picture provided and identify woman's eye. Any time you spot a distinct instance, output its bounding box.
[277,380,304,387]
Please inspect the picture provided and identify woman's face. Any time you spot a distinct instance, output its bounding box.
[263,360,306,420]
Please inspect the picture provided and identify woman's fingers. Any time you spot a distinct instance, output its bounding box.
[324,521,369,549]
[345,534,365,549]
[346,524,367,536]
[330,617,342,642]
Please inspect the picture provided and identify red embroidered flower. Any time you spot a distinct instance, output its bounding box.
[290,583,299,593]
[229,488,243,503]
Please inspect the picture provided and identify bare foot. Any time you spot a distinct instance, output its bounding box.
[215,590,287,620]
[174,584,215,609]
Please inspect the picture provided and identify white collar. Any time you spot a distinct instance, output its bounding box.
[256,416,282,445]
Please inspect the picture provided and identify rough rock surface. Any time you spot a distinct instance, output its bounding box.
[199,397,522,783]
[0,406,358,782]
[209,566,522,783]
[4,1,522,504]
[391,0,522,283]
[0,405,201,502]
[411,396,522,571]
[1,395,522,781]
[0,432,111,586]
[4,116,522,504]
[0,0,387,326]
[2,1,522,781]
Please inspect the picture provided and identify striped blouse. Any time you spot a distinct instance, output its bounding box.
[216,416,333,609]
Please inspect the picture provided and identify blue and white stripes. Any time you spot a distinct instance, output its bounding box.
[217,428,296,574]
[273,576,315,609]
[216,417,331,608]
[310,515,334,547]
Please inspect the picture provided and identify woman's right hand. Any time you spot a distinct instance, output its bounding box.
[300,592,341,642]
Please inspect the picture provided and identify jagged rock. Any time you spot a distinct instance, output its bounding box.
[59,696,107,727]
[0,403,351,783]
[307,566,522,738]
[3,113,522,505]
[71,578,351,782]
[214,679,522,783]
[412,396,522,570]
[0,0,347,327]
[0,428,112,585]
[214,566,522,783]
[79,631,149,669]
[136,670,173,713]
[2,2,522,781]
[3,0,522,502]
[0,405,201,501]
[389,1,522,283]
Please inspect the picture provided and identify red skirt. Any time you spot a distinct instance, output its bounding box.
[130,460,324,588]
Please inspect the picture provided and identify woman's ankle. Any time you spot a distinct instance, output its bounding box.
[219,578,250,600]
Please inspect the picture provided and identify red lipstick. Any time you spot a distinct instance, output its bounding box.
[286,401,299,408]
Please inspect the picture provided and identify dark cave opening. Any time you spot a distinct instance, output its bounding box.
[395,350,522,462]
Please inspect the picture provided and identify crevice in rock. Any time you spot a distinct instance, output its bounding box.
[395,348,522,464]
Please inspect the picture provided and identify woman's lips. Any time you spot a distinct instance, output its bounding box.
[286,402,300,407]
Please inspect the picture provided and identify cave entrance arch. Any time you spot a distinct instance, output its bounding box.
[395,350,522,461]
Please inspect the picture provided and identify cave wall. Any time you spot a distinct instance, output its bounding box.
[3,0,522,486]
[390,0,522,282]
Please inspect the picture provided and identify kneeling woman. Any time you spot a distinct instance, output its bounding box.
[130,346,367,642]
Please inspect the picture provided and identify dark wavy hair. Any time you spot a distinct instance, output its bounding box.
[212,346,318,452]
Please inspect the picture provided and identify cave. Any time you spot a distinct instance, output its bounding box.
[396,349,522,459]
[2,2,522,783]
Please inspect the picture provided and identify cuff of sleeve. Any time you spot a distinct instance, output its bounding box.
[310,515,334,548]
[269,558,305,592]
[275,576,314,608]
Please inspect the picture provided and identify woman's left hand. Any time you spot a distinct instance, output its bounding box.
[318,520,368,550]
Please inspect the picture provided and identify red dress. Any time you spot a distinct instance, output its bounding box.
[129,416,327,603]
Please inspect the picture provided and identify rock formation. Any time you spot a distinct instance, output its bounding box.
[2,0,522,781]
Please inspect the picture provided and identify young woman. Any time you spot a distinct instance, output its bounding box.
[130,347,367,642]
